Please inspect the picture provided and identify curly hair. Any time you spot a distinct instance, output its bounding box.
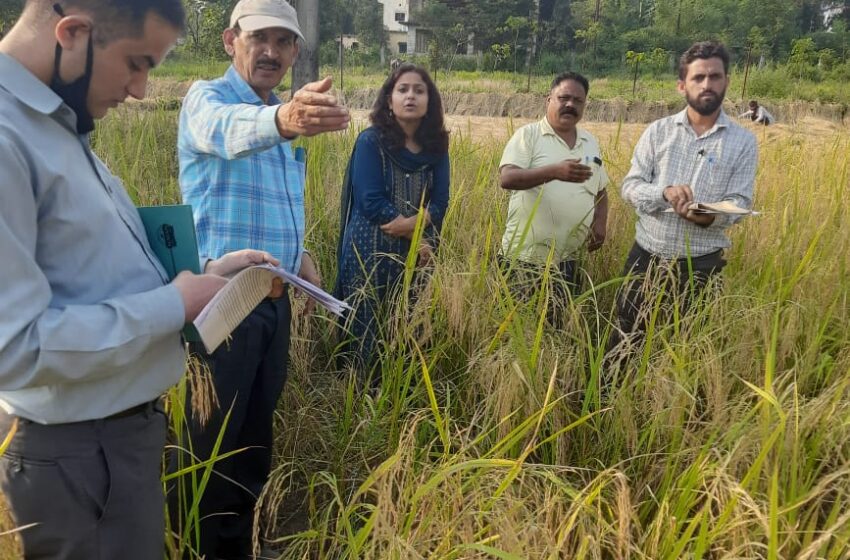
[369,63,449,155]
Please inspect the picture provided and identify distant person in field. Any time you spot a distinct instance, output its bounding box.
[498,71,609,321]
[739,99,774,125]
[0,0,280,557]
[170,0,349,557]
[334,63,450,386]
[612,41,758,350]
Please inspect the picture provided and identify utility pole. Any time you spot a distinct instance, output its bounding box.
[291,0,319,93]
[740,47,752,103]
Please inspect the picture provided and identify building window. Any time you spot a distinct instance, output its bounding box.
[395,12,406,22]
[398,42,407,54]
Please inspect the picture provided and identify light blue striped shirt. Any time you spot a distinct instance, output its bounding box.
[0,54,186,424]
[179,65,305,274]
[621,109,757,258]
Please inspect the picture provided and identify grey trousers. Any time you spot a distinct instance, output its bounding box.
[0,402,167,560]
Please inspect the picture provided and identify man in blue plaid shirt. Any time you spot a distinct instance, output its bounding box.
[171,0,349,557]
[613,41,757,352]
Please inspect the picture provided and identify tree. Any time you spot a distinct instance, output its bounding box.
[0,0,22,37]
[413,1,471,71]
[500,15,534,72]
[352,0,386,49]
[178,0,234,58]
[625,49,645,95]
[539,0,575,54]
[788,36,817,79]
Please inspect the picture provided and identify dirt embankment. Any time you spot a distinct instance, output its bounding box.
[341,88,849,124]
[145,78,849,125]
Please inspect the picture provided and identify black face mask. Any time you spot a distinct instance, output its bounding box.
[50,3,95,134]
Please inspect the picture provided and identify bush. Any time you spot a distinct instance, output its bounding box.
[537,51,573,75]
[319,41,384,70]
[446,54,479,72]
[319,40,340,67]
[744,66,794,99]
[827,61,850,81]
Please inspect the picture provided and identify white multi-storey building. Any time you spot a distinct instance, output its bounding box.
[379,0,431,55]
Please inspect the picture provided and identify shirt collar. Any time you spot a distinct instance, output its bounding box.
[539,116,590,146]
[673,107,730,136]
[0,53,65,117]
[224,64,281,106]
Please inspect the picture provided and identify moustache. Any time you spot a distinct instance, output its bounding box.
[256,59,281,69]
[560,108,578,116]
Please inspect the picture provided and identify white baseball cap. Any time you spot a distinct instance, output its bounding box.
[229,0,305,41]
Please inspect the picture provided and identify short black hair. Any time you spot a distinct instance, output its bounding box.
[32,0,185,44]
[678,41,730,80]
[551,72,589,96]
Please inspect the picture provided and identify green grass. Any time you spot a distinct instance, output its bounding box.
[152,55,850,107]
[82,104,850,558]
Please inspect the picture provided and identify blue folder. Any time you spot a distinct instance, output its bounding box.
[137,204,202,342]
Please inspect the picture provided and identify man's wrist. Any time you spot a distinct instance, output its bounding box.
[274,105,299,140]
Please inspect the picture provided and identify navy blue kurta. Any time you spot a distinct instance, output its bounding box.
[334,127,450,377]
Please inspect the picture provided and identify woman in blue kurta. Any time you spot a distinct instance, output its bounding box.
[334,64,450,383]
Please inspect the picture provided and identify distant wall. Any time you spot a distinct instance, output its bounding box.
[140,79,849,125]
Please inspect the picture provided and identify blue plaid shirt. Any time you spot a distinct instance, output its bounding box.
[179,65,305,274]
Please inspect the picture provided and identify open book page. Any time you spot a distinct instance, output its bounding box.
[663,200,759,215]
[193,267,273,353]
[193,264,352,353]
[691,200,756,214]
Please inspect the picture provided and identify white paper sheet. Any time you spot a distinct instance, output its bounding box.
[193,265,352,353]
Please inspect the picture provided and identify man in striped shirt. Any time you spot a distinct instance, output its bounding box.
[613,41,758,347]
[172,0,349,557]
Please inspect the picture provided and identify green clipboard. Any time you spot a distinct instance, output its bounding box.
[137,204,202,342]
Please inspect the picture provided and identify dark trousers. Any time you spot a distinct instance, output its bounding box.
[0,402,167,560]
[499,256,580,326]
[169,297,291,560]
[612,242,726,348]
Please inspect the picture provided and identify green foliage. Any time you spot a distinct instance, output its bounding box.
[0,0,21,35]
[537,50,573,75]
[499,15,535,72]
[788,37,819,80]
[319,0,385,48]
[489,43,512,71]
[351,0,385,48]
[178,0,233,59]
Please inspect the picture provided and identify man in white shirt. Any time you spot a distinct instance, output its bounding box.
[739,99,775,125]
[498,72,609,320]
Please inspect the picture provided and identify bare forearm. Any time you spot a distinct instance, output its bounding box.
[500,165,557,190]
[592,190,608,227]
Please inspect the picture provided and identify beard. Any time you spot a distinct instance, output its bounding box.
[686,87,726,116]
